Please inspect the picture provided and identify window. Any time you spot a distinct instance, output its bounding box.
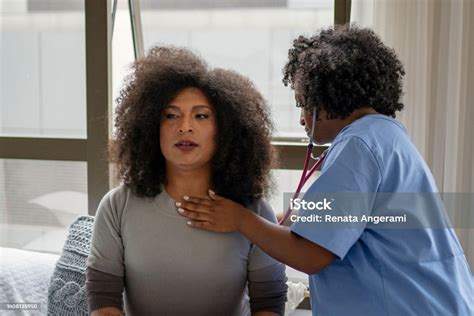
[0,0,111,253]
[1,0,86,138]
[139,0,334,138]
[0,159,87,253]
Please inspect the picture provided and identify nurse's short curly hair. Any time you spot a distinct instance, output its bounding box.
[283,25,405,120]
[110,46,275,205]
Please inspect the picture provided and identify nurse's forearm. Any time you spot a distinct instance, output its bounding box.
[239,209,335,275]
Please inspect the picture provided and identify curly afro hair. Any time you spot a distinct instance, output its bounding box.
[283,24,405,120]
[110,46,275,205]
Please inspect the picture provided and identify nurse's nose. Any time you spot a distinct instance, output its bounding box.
[300,109,306,126]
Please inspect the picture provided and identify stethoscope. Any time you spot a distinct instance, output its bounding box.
[279,107,329,225]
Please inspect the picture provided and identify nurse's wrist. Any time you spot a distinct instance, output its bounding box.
[237,207,257,233]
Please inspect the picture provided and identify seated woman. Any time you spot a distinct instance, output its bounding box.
[85,46,287,316]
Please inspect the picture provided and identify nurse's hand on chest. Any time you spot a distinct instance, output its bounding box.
[175,190,246,233]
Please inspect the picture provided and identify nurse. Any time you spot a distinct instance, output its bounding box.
[178,26,474,315]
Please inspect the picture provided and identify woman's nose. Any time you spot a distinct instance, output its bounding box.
[178,117,194,133]
[179,128,193,133]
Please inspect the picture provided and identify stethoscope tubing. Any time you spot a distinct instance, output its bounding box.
[278,144,326,225]
[279,107,327,225]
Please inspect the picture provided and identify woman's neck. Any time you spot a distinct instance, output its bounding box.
[164,165,212,202]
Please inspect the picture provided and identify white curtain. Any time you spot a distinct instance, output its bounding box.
[351,0,474,270]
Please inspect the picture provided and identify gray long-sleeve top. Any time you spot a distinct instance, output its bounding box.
[86,185,287,315]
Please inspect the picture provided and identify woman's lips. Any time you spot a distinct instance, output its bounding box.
[175,140,198,152]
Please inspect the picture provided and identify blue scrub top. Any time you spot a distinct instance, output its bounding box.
[291,114,474,315]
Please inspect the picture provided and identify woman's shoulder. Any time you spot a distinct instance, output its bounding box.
[96,184,133,215]
[103,183,130,201]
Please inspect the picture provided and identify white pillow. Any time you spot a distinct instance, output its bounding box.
[0,247,59,315]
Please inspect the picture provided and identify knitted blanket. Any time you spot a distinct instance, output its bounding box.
[47,215,94,316]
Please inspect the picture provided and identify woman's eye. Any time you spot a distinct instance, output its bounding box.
[164,113,178,119]
[195,113,209,119]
